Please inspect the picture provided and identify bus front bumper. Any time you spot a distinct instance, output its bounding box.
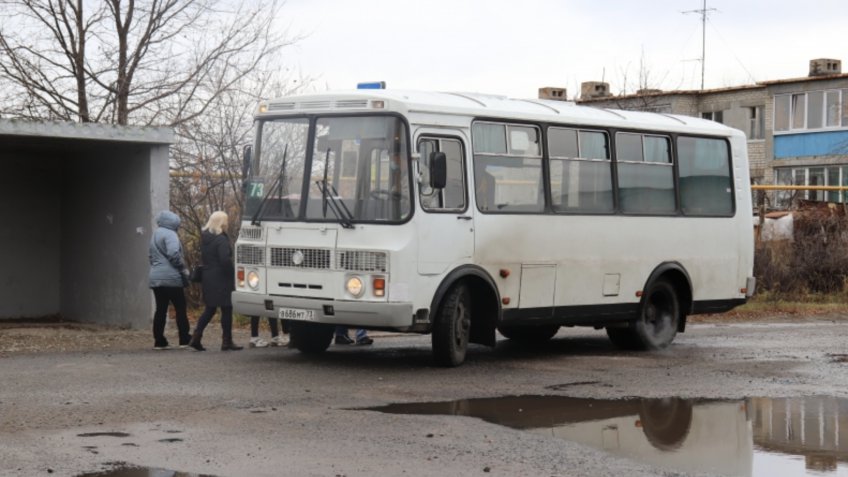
[232,291,415,330]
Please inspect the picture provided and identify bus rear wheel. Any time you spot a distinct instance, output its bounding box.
[289,321,334,354]
[432,283,471,367]
[635,279,679,349]
[498,324,559,343]
[607,279,679,350]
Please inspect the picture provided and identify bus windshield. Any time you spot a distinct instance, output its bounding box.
[246,115,411,224]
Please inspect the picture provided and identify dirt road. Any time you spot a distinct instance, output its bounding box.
[1,316,847,476]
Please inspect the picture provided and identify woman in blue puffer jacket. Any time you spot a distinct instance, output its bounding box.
[149,210,191,349]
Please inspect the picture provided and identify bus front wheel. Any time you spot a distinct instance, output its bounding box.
[432,283,471,367]
[289,321,334,354]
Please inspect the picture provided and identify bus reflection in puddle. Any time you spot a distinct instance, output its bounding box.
[364,395,848,477]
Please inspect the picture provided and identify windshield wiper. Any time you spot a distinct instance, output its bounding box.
[315,180,355,229]
[250,144,287,226]
[316,149,354,229]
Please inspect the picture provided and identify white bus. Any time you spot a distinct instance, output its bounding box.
[233,88,755,366]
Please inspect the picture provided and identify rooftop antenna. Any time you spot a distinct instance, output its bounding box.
[683,0,717,90]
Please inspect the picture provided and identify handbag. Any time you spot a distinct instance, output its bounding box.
[190,265,204,283]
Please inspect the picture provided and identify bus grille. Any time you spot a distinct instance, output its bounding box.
[270,247,332,269]
[238,225,263,241]
[236,244,265,265]
[268,102,295,111]
[263,247,388,272]
[337,250,387,272]
[266,100,369,112]
[299,101,332,109]
[336,100,369,109]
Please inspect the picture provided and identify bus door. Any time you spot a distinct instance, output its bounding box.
[416,134,473,275]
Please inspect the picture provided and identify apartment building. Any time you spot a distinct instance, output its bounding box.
[573,59,848,206]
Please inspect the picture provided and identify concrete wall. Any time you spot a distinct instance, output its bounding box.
[61,144,168,328]
[0,156,62,317]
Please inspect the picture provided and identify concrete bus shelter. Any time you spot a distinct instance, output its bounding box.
[0,120,173,328]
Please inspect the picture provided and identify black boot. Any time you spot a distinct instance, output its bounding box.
[188,331,205,351]
[221,338,243,351]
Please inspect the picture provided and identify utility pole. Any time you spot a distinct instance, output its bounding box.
[683,0,717,90]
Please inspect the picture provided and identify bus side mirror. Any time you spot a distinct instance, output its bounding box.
[242,145,252,179]
[430,152,447,189]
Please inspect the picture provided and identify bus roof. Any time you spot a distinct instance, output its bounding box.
[258,90,741,137]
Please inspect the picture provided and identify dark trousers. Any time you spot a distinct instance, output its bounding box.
[152,287,191,347]
[250,316,279,338]
[194,305,234,341]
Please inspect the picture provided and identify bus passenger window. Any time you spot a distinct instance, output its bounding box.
[616,133,675,214]
[472,122,544,213]
[678,136,733,215]
[549,128,613,213]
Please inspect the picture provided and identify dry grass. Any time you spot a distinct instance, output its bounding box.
[755,206,848,296]
[692,294,848,323]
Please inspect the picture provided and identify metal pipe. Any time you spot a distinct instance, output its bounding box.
[751,185,848,191]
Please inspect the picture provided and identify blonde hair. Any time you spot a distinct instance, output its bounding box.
[203,211,229,235]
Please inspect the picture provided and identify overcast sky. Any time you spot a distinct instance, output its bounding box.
[276,0,848,99]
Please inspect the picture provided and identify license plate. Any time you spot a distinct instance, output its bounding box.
[278,307,315,321]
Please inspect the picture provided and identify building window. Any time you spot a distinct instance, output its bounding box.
[807,92,824,129]
[774,90,846,132]
[775,165,848,207]
[701,111,724,123]
[843,89,848,127]
[826,91,840,127]
[774,95,790,131]
[747,106,764,140]
[791,93,806,129]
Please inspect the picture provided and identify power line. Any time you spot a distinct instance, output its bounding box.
[683,0,718,90]
[706,18,759,85]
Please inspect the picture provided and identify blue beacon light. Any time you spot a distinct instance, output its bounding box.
[357,81,386,90]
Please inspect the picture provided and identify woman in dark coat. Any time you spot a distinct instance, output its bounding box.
[189,211,243,351]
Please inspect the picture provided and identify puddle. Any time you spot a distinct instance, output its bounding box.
[365,395,848,477]
[77,432,131,438]
[77,465,215,476]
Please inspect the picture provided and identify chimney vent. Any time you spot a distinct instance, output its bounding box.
[809,58,841,76]
[538,87,567,101]
[580,82,611,100]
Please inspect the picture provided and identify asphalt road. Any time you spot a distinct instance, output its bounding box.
[1,318,847,477]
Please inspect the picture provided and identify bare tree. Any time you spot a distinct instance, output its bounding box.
[608,48,687,113]
[0,0,296,126]
[168,69,309,303]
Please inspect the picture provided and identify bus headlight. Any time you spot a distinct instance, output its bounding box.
[346,276,364,297]
[247,270,260,290]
